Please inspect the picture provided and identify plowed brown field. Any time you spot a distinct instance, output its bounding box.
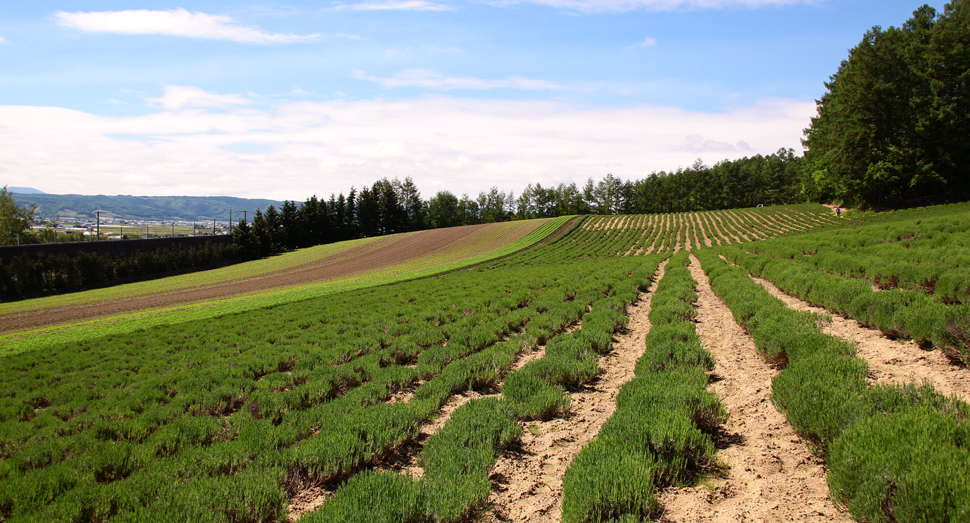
[0,220,551,335]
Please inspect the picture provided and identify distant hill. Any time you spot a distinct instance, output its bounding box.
[12,194,285,223]
[7,187,47,195]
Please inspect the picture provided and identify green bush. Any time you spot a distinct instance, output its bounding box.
[561,439,659,523]
[828,408,970,523]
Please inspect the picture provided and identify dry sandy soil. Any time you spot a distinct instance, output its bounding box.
[657,257,851,523]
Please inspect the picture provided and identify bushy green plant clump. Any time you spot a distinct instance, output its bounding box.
[563,252,725,523]
[308,255,666,521]
[720,206,970,363]
[828,407,970,523]
[695,249,970,520]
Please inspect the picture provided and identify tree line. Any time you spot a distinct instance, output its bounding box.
[0,242,239,298]
[232,150,807,259]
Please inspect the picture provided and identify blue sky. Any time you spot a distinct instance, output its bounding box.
[0,0,947,200]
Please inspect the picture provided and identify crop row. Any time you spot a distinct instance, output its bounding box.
[695,249,970,522]
[297,255,666,522]
[718,243,970,364]
[0,242,656,521]
[732,208,970,303]
[554,205,840,257]
[562,251,725,522]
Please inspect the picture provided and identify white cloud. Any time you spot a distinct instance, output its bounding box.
[54,8,319,43]
[0,93,816,200]
[491,0,810,12]
[0,36,6,43]
[354,69,564,90]
[146,86,252,111]
[631,36,657,48]
[337,1,454,10]
[683,134,755,153]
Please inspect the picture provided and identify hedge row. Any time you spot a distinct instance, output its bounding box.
[695,249,970,522]
[0,242,240,298]
[562,251,726,522]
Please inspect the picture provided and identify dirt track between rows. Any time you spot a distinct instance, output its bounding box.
[0,222,544,334]
[658,256,851,523]
[752,275,970,404]
[484,260,668,522]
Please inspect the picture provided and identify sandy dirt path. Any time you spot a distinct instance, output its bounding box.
[657,256,851,523]
[484,259,668,522]
[751,276,970,404]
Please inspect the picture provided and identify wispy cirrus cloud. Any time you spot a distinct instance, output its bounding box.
[335,1,454,10]
[354,69,564,90]
[490,0,811,12]
[54,8,319,43]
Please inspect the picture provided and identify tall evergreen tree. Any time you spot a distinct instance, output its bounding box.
[803,1,969,207]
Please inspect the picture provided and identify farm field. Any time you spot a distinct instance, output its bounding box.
[0,218,571,356]
[2,202,969,522]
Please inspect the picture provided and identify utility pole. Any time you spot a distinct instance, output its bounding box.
[96,211,100,241]
[171,222,175,238]
[229,209,232,234]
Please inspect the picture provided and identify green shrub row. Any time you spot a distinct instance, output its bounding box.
[0,250,655,521]
[738,207,970,301]
[0,255,635,520]
[562,251,726,523]
[298,255,666,523]
[537,205,839,260]
[695,249,970,522]
[720,244,970,364]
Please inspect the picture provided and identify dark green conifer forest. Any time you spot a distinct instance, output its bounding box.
[802,1,970,208]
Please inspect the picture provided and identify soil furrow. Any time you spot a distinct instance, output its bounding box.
[751,275,970,404]
[484,260,668,522]
[657,256,850,523]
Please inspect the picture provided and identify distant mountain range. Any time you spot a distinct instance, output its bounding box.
[11,193,285,223]
[8,187,47,195]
